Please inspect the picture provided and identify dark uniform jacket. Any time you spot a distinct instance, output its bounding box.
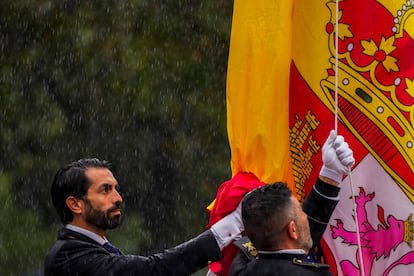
[44,228,222,276]
[236,252,332,276]
[230,178,340,276]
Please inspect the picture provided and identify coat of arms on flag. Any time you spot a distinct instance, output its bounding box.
[291,0,414,275]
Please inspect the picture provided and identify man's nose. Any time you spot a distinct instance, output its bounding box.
[114,189,123,204]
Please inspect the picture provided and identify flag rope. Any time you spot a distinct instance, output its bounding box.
[348,169,365,276]
[334,0,339,134]
[334,1,365,275]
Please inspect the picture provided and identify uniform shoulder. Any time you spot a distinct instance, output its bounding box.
[292,257,330,270]
[233,236,257,260]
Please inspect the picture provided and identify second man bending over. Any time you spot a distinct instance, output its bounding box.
[230,130,355,276]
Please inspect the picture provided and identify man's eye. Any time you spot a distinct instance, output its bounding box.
[102,185,111,192]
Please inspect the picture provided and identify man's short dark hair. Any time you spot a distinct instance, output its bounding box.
[51,158,111,224]
[241,182,294,250]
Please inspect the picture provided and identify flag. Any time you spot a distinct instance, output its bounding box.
[207,0,295,275]
[226,0,294,185]
[212,0,414,275]
[290,0,414,275]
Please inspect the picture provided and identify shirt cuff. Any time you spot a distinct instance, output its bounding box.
[210,209,243,250]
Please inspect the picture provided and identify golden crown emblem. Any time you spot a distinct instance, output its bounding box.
[320,0,414,201]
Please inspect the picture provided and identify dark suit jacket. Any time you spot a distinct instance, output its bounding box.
[44,228,222,276]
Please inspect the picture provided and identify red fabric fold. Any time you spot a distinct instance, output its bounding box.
[207,172,265,275]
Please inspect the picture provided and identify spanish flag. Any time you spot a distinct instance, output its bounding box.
[210,0,414,275]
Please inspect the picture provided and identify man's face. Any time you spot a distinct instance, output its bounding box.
[291,196,313,252]
[82,168,123,231]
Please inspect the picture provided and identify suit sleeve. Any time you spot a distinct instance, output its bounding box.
[103,230,222,276]
[46,230,222,276]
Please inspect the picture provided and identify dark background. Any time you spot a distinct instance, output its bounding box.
[0,1,234,274]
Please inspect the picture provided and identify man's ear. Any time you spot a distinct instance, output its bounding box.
[66,196,84,215]
[287,220,298,240]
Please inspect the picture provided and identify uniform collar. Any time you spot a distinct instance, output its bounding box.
[258,249,306,255]
[257,251,307,260]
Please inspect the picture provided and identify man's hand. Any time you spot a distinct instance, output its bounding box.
[319,130,355,184]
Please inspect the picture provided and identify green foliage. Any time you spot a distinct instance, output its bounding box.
[0,172,56,275]
[0,0,234,273]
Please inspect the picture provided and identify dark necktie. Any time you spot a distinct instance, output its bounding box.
[103,242,121,255]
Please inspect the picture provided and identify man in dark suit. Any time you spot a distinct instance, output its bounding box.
[44,158,244,275]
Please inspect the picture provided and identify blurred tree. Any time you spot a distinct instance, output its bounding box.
[0,0,233,273]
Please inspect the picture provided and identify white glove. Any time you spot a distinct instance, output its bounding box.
[210,202,243,250]
[319,130,355,183]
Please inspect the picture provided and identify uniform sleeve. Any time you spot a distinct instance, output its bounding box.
[229,251,251,276]
[302,178,340,246]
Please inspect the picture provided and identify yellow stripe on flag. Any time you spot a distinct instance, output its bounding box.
[226,0,294,186]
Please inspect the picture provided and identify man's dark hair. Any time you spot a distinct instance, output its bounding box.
[51,158,111,224]
[241,182,294,250]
